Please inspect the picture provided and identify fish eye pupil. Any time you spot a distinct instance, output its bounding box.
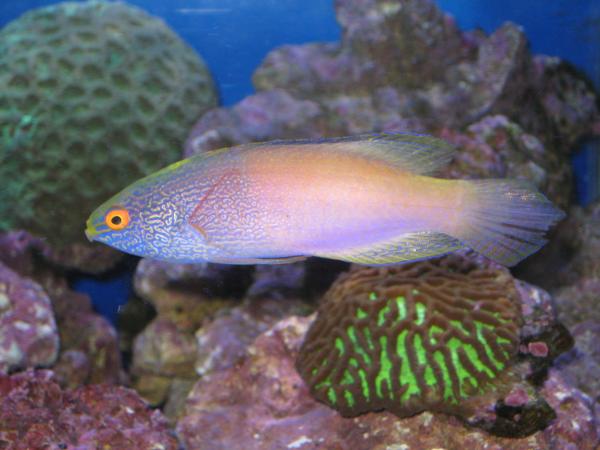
[105,209,130,230]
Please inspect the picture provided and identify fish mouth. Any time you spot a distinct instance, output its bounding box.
[84,217,103,242]
[84,224,97,242]
[84,227,96,242]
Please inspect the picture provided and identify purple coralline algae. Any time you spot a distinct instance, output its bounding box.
[554,200,600,290]
[194,296,310,378]
[0,229,121,275]
[548,201,600,402]
[129,259,248,407]
[2,0,599,447]
[0,261,58,374]
[176,313,597,449]
[174,254,597,449]
[0,370,178,450]
[0,231,123,387]
[188,0,597,165]
[130,257,310,416]
[556,321,600,401]
[52,290,123,386]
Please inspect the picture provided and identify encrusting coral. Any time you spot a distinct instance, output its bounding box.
[0,1,217,247]
[297,256,524,420]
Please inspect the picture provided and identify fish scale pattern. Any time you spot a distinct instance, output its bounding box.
[0,1,216,245]
[296,256,522,418]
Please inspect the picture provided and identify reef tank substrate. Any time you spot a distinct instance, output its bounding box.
[0,1,599,449]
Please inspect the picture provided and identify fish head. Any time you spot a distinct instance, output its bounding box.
[85,174,188,260]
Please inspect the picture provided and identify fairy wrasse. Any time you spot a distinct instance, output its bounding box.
[85,133,564,266]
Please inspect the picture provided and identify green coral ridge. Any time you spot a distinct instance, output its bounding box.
[0,1,217,245]
[296,256,522,418]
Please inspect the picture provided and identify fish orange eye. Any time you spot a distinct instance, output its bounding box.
[105,209,130,230]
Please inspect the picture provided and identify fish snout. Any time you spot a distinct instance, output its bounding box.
[84,226,96,242]
[84,217,101,242]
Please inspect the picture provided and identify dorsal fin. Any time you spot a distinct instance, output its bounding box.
[241,133,456,175]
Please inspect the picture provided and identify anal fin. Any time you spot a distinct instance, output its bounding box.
[210,255,307,265]
[316,232,463,266]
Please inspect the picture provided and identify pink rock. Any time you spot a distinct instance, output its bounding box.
[176,315,598,450]
[0,261,58,374]
[185,90,324,157]
[504,387,530,407]
[0,370,178,449]
[556,320,600,400]
[0,229,121,275]
[441,115,570,209]
[53,349,92,389]
[55,295,123,386]
[0,232,123,387]
[528,341,550,357]
[132,318,198,379]
[195,297,310,376]
[555,278,600,328]
[551,201,600,327]
[539,370,600,449]
[532,56,599,149]
[133,258,247,332]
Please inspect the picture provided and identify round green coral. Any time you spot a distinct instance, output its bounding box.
[0,1,217,245]
[296,256,522,418]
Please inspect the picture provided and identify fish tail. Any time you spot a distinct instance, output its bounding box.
[455,179,565,266]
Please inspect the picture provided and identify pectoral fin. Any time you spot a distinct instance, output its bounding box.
[190,223,209,241]
[188,170,241,240]
[316,232,463,265]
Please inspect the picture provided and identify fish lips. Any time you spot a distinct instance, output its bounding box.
[84,227,96,242]
[84,217,107,242]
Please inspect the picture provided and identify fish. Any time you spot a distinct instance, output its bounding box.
[85,133,565,266]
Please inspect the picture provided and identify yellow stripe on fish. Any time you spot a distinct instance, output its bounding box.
[85,133,565,266]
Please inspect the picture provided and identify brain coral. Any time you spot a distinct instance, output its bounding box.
[0,1,217,245]
[296,256,523,418]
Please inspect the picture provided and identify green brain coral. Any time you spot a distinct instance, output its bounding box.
[0,1,217,245]
[296,256,522,418]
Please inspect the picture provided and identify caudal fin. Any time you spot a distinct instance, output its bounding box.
[456,180,565,266]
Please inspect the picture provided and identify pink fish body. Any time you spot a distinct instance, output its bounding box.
[85,134,564,266]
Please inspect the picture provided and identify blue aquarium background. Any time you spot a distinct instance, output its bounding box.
[2,0,598,105]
